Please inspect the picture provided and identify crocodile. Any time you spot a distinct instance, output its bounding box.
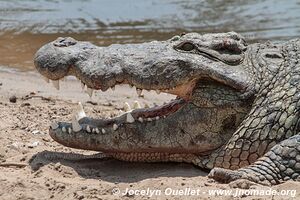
[34,32,300,186]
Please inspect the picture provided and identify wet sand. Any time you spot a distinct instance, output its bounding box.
[0,69,299,200]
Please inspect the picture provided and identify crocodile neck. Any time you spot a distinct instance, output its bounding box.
[204,40,300,169]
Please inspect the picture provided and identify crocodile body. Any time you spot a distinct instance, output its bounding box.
[34,32,300,185]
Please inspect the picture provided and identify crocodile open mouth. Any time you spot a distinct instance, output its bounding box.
[34,34,253,154]
[47,75,197,135]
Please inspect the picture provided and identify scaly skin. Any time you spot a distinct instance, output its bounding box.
[34,32,300,185]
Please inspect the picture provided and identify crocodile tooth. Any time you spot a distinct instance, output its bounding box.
[136,88,142,96]
[68,127,72,134]
[156,116,160,120]
[133,101,141,109]
[92,128,96,133]
[101,128,106,134]
[95,128,100,134]
[138,117,143,123]
[155,90,161,94]
[72,116,82,132]
[147,118,152,121]
[62,126,67,133]
[43,76,50,83]
[86,88,93,97]
[52,80,60,90]
[101,87,108,92]
[144,103,150,108]
[86,125,91,133]
[113,124,118,131]
[111,86,115,91]
[50,122,59,130]
[76,102,86,120]
[124,102,131,112]
[126,112,135,123]
[81,82,86,90]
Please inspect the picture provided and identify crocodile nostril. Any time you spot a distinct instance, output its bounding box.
[53,37,77,47]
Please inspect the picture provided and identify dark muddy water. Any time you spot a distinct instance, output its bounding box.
[1,0,300,71]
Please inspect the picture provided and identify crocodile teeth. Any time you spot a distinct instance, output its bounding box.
[147,118,152,121]
[43,76,50,83]
[86,125,91,133]
[113,124,118,131]
[124,102,131,112]
[138,117,143,123]
[101,128,106,134]
[133,101,141,109]
[52,80,60,90]
[76,102,86,120]
[62,126,67,133]
[68,127,72,134]
[155,116,160,120]
[86,88,93,97]
[72,116,82,132]
[81,82,86,90]
[50,122,59,130]
[95,128,100,134]
[156,90,161,94]
[136,88,142,96]
[126,112,135,123]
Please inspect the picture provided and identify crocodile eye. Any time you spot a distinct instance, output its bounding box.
[179,42,195,51]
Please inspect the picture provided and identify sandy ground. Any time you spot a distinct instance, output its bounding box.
[0,68,299,200]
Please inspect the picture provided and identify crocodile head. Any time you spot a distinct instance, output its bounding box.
[34,32,256,162]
